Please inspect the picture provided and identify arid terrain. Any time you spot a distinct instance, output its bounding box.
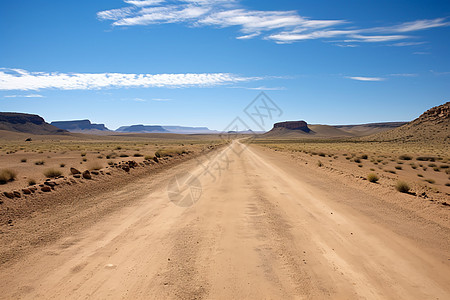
[0,140,449,299]
[0,102,449,299]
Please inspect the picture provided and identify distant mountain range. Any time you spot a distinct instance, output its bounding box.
[51,120,109,132]
[1,101,448,143]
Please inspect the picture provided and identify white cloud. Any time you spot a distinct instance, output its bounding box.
[3,94,44,98]
[152,98,171,101]
[370,18,450,33]
[97,1,449,45]
[391,41,426,47]
[0,68,260,91]
[346,76,385,82]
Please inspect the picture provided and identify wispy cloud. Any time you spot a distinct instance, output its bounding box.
[97,1,450,45]
[0,68,260,91]
[3,94,45,98]
[152,98,171,101]
[389,73,418,77]
[346,76,385,82]
[391,41,426,47]
[430,70,450,76]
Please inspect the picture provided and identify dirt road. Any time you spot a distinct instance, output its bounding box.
[0,141,449,299]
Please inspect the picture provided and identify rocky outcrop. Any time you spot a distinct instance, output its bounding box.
[273,121,311,132]
[51,120,109,132]
[365,101,450,143]
[413,101,449,125]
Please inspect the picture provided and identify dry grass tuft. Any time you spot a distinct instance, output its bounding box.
[367,173,379,183]
[395,181,410,193]
[0,169,17,184]
[43,168,62,178]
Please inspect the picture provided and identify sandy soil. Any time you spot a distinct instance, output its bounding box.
[0,141,449,299]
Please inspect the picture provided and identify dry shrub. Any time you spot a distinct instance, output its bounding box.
[88,161,103,170]
[44,168,62,178]
[0,169,17,184]
[367,173,379,183]
[395,181,410,193]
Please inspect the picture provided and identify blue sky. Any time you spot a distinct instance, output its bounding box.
[1,0,449,131]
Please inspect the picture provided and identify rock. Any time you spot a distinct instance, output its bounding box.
[122,166,130,172]
[41,186,51,192]
[153,157,159,163]
[44,181,56,187]
[13,191,21,198]
[70,167,81,175]
[91,171,99,175]
[25,137,32,142]
[105,172,111,175]
[73,174,81,178]
[22,188,31,194]
[3,192,14,199]
[273,120,311,132]
[82,170,92,179]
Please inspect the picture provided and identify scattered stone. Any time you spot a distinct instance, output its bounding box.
[70,167,81,175]
[41,186,51,192]
[73,174,81,178]
[22,188,31,194]
[122,166,130,172]
[13,191,21,198]
[91,171,99,175]
[3,192,14,199]
[44,181,56,187]
[82,170,92,179]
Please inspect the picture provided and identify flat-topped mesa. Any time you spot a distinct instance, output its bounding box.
[273,120,311,132]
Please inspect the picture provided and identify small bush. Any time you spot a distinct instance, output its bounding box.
[60,163,65,167]
[445,182,450,187]
[81,152,87,157]
[433,167,440,172]
[354,158,361,163]
[82,158,87,162]
[361,154,368,159]
[428,163,437,167]
[20,158,27,163]
[28,179,36,186]
[358,164,363,168]
[144,155,154,160]
[133,153,143,157]
[395,181,410,193]
[367,173,379,183]
[424,179,435,184]
[35,160,45,165]
[88,161,103,170]
[318,152,326,157]
[107,161,114,166]
[0,169,17,184]
[43,168,62,178]
[399,154,412,160]
[317,160,323,167]
[417,174,424,177]
[395,166,402,170]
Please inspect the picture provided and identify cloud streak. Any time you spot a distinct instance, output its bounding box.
[346,76,385,82]
[3,94,44,98]
[97,1,450,45]
[0,68,260,91]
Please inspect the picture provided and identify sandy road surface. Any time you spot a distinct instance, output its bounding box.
[0,141,449,299]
